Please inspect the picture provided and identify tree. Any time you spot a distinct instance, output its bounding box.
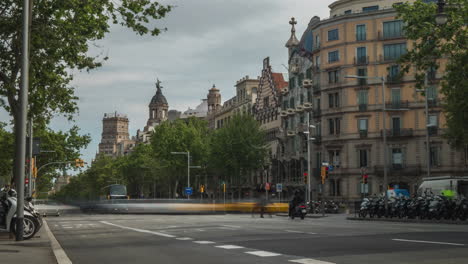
[395,0,468,147]
[0,0,172,181]
[0,123,14,184]
[210,114,268,199]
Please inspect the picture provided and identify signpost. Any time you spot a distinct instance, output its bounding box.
[184,187,193,196]
[276,183,283,201]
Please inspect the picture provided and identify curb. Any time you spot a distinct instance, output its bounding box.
[347,216,468,225]
[276,214,328,218]
[43,220,72,264]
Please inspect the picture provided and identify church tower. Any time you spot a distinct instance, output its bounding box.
[145,79,168,131]
[207,84,221,113]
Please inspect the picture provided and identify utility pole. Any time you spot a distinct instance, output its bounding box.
[424,74,431,178]
[15,0,31,241]
[27,118,33,198]
[381,77,389,216]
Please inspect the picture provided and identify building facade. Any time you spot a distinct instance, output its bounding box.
[253,57,289,188]
[98,112,134,157]
[282,0,467,202]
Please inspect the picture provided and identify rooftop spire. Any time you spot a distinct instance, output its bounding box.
[156,78,163,92]
[285,17,299,48]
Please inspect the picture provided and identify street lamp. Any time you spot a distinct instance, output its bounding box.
[171,151,201,199]
[303,121,316,203]
[435,0,448,25]
[346,75,389,215]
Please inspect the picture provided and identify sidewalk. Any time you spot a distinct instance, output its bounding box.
[0,221,57,264]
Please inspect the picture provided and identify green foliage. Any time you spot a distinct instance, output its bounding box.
[395,0,468,147]
[0,123,14,184]
[210,114,268,187]
[0,0,172,126]
[57,116,269,200]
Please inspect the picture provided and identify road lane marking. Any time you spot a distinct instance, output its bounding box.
[176,237,193,240]
[285,230,302,233]
[193,241,215,244]
[221,225,241,228]
[44,220,73,264]
[289,258,336,264]
[392,238,465,246]
[307,232,318,235]
[100,221,175,238]
[245,250,281,257]
[215,245,244,249]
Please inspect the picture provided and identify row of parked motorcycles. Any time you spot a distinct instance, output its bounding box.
[308,200,341,214]
[359,195,468,221]
[0,188,43,240]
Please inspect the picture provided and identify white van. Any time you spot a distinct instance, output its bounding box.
[417,176,468,198]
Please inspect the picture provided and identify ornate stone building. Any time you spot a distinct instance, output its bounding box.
[137,79,169,143]
[98,112,135,157]
[282,0,468,202]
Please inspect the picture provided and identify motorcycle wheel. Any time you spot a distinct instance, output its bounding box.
[11,215,39,240]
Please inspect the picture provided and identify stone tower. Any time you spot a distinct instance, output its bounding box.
[145,79,168,131]
[98,112,130,156]
[207,84,221,113]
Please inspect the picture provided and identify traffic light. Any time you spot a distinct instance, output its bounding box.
[320,166,329,184]
[303,172,308,184]
[80,159,85,167]
[200,185,205,193]
[363,174,368,184]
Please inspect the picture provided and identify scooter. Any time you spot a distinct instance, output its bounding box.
[0,188,43,240]
[291,203,307,220]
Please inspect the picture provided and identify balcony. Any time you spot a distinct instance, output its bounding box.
[358,104,367,111]
[374,164,421,176]
[381,128,413,138]
[428,126,438,136]
[354,56,369,66]
[385,100,409,110]
[428,99,438,108]
[386,75,402,84]
[378,31,404,41]
[312,135,322,144]
[359,130,368,138]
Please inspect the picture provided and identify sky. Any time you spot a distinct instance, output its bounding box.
[2,0,336,165]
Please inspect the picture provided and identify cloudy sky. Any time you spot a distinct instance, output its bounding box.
[47,0,335,163]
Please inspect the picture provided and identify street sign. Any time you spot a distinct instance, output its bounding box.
[265,182,271,191]
[25,178,29,184]
[184,187,193,196]
[276,183,283,192]
[322,162,329,166]
[360,183,369,194]
[328,165,334,171]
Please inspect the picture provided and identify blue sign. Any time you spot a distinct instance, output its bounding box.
[184,187,193,195]
[276,183,283,193]
[328,165,334,171]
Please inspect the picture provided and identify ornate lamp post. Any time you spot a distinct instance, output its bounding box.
[435,0,448,25]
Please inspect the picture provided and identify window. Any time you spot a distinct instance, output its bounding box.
[316,34,320,48]
[328,118,335,134]
[384,43,407,61]
[289,97,295,109]
[430,146,440,167]
[335,118,341,134]
[306,68,312,79]
[300,94,304,105]
[383,20,403,39]
[357,90,368,105]
[289,77,295,89]
[392,148,403,168]
[392,117,401,135]
[329,150,341,166]
[356,47,367,64]
[283,100,288,110]
[328,50,339,63]
[388,65,400,80]
[263,96,269,107]
[356,24,366,41]
[391,88,401,107]
[359,149,368,167]
[328,29,339,41]
[328,70,340,83]
[428,114,438,127]
[315,55,320,67]
[357,68,368,85]
[307,91,312,102]
[359,119,368,132]
[427,86,437,101]
[328,93,339,108]
[344,10,352,14]
[362,5,379,12]
[298,73,304,86]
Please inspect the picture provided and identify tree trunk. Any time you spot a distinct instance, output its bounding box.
[174,180,179,198]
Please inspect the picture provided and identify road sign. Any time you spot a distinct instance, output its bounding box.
[184,187,193,196]
[276,183,283,193]
[25,178,29,184]
[328,165,334,171]
[265,182,271,191]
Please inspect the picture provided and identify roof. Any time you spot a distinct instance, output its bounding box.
[150,86,168,105]
[271,72,288,92]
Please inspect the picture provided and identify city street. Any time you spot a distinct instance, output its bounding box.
[46,213,468,264]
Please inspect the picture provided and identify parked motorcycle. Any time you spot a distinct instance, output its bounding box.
[0,188,43,240]
[291,203,307,220]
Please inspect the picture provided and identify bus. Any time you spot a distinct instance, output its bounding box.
[103,184,129,200]
[417,176,468,198]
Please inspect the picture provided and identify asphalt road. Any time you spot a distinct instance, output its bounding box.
[46,213,468,264]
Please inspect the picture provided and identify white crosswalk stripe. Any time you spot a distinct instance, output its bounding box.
[215,245,244,249]
[193,241,215,244]
[176,237,193,240]
[289,258,336,264]
[245,250,281,257]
